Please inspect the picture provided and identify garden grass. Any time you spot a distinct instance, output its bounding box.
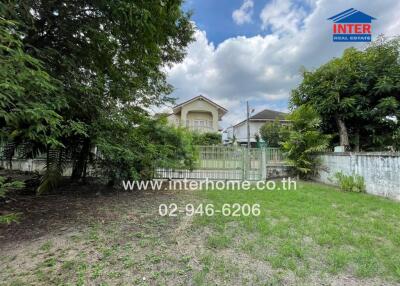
[1,181,399,285]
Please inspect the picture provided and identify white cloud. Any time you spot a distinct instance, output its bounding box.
[232,0,254,25]
[260,0,307,34]
[166,0,400,128]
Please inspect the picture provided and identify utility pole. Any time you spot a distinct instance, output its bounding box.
[247,101,250,149]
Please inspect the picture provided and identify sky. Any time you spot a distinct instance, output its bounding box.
[161,0,400,128]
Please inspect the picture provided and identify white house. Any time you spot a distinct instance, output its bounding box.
[166,95,228,133]
[226,109,289,146]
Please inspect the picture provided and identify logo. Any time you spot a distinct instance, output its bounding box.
[328,8,376,42]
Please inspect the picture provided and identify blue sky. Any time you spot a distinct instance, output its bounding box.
[183,0,313,45]
[164,0,399,127]
[184,0,265,45]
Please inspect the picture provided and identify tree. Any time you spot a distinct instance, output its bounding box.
[0,18,67,155]
[291,36,400,151]
[260,120,289,147]
[97,116,197,185]
[282,105,330,178]
[2,0,194,188]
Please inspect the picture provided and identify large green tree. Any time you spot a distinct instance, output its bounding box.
[291,36,400,151]
[0,18,67,155]
[2,0,194,185]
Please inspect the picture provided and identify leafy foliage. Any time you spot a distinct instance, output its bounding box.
[0,18,65,150]
[393,128,400,151]
[192,132,222,146]
[96,116,197,185]
[260,120,290,147]
[291,36,400,151]
[0,176,25,198]
[1,0,194,190]
[0,176,24,224]
[333,172,366,193]
[37,149,70,194]
[0,212,21,224]
[282,106,330,178]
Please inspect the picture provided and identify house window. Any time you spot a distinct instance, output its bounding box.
[175,119,180,126]
[194,120,206,128]
[186,120,190,127]
[207,121,213,128]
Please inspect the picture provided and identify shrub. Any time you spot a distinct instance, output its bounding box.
[334,172,366,193]
[393,128,400,151]
[260,119,290,147]
[96,117,198,184]
[192,132,221,145]
[0,176,25,224]
[281,105,330,179]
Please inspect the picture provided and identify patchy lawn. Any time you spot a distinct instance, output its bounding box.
[0,181,399,285]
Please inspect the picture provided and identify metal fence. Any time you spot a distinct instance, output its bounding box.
[266,147,285,164]
[0,143,287,181]
[155,146,286,181]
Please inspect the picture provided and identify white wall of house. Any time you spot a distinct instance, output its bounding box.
[234,121,265,143]
[230,120,290,144]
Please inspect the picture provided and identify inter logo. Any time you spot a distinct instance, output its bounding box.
[328,8,376,42]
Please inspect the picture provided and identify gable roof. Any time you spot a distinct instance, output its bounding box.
[172,95,228,114]
[233,109,289,127]
[250,109,288,120]
[328,8,376,23]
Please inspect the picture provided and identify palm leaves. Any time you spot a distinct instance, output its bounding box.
[283,106,331,178]
[37,148,69,194]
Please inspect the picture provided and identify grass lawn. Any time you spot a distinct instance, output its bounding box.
[0,181,399,285]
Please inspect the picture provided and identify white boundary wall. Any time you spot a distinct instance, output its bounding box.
[315,153,400,200]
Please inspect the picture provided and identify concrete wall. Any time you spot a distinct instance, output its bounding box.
[0,159,72,175]
[315,153,400,200]
[266,164,290,179]
[0,159,98,177]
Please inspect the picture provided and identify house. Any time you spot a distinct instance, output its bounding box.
[226,109,289,146]
[167,95,228,133]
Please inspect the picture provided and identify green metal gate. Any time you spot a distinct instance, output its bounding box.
[155,146,284,181]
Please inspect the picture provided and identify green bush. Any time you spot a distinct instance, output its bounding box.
[281,105,330,178]
[192,132,221,145]
[260,119,290,147]
[334,172,366,193]
[97,117,198,184]
[393,128,400,151]
[0,176,25,224]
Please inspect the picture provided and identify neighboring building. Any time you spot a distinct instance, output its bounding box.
[226,109,289,146]
[167,95,228,133]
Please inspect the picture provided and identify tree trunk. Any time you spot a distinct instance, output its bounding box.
[335,114,350,148]
[71,139,91,181]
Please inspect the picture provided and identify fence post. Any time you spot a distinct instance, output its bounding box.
[241,147,246,180]
[261,147,267,180]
